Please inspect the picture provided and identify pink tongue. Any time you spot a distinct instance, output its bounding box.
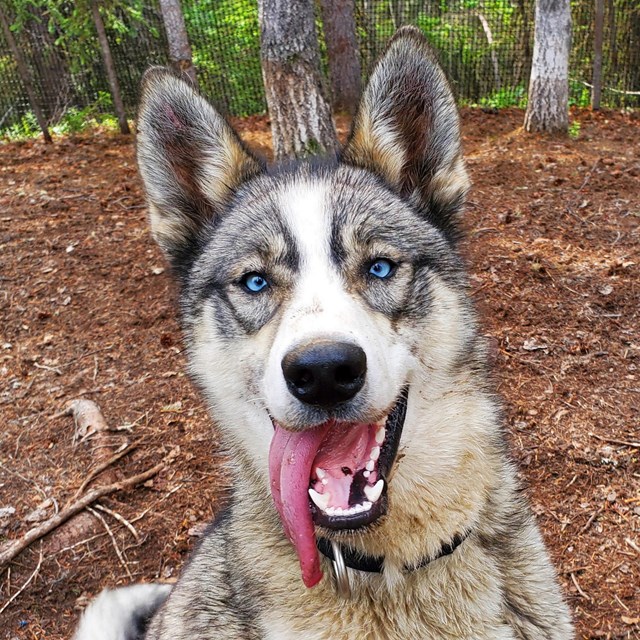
[269,422,332,588]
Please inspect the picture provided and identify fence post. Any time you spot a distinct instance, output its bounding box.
[0,7,52,143]
[592,0,604,110]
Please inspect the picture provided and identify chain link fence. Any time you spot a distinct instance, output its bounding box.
[1,0,638,135]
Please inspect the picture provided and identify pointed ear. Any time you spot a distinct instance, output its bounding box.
[136,68,263,265]
[343,27,469,240]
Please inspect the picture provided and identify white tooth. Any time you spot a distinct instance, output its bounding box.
[363,470,370,478]
[325,506,336,516]
[354,504,364,513]
[315,467,326,479]
[308,488,330,511]
[322,478,328,485]
[375,426,385,444]
[364,479,384,503]
[365,460,375,472]
[363,501,372,510]
[370,446,380,461]
[334,507,343,515]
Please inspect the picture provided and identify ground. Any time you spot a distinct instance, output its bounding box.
[0,109,638,639]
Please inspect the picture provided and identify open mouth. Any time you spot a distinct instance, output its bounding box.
[268,388,409,587]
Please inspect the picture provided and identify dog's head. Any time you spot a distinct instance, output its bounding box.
[137,28,495,588]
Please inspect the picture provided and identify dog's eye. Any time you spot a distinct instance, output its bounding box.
[368,258,396,280]
[241,272,269,293]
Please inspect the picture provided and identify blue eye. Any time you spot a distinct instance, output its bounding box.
[241,272,269,293]
[368,258,396,279]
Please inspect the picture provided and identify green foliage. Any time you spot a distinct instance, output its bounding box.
[1,110,39,140]
[568,79,591,108]
[183,0,265,116]
[477,85,527,109]
[568,120,581,139]
[1,92,120,140]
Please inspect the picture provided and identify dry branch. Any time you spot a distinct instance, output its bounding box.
[589,432,640,449]
[0,452,176,569]
[71,440,142,501]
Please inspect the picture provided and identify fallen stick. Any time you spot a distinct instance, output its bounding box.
[70,439,142,503]
[0,451,176,569]
[589,432,640,449]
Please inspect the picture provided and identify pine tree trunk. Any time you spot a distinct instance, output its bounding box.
[319,0,361,114]
[0,6,51,143]
[90,0,130,135]
[524,0,571,133]
[258,0,337,160]
[158,0,197,85]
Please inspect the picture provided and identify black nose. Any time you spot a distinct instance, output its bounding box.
[281,341,367,408]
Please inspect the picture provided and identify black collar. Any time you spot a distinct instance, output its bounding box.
[317,531,469,574]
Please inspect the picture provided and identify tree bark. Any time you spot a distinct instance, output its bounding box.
[476,12,501,92]
[319,0,361,114]
[592,0,604,110]
[524,0,571,133]
[0,6,51,143]
[258,0,337,160]
[90,0,130,134]
[158,0,197,85]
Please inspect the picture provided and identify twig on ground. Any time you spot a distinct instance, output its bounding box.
[589,432,640,449]
[0,451,177,569]
[33,362,63,375]
[0,544,43,615]
[57,345,114,370]
[70,439,142,501]
[87,507,133,580]
[570,572,590,601]
[52,532,108,556]
[93,504,139,542]
[624,538,640,555]
[580,505,604,534]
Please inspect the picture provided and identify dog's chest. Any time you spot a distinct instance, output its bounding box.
[257,590,518,640]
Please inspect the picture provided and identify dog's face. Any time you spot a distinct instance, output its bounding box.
[137,28,493,588]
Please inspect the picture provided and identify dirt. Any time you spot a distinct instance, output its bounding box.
[0,108,638,639]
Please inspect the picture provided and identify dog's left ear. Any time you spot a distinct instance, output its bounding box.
[343,27,469,240]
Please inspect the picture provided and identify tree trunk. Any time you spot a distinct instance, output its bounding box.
[258,0,337,160]
[158,0,197,85]
[0,6,51,143]
[90,0,130,134]
[476,12,501,92]
[319,0,361,114]
[592,0,604,110]
[524,0,571,133]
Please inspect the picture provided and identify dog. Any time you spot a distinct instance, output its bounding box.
[74,27,574,640]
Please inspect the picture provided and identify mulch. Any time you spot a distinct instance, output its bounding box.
[0,107,638,638]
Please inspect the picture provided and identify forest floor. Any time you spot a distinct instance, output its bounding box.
[0,108,639,639]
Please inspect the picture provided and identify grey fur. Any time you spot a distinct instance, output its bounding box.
[75,27,573,640]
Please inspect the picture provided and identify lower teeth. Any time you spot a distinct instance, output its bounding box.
[324,501,373,517]
[308,478,385,516]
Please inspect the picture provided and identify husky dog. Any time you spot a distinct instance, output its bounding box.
[75,27,573,640]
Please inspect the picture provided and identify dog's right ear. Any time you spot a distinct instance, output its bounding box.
[136,68,262,266]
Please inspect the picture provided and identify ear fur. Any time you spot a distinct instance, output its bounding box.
[343,27,469,240]
[136,68,262,266]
